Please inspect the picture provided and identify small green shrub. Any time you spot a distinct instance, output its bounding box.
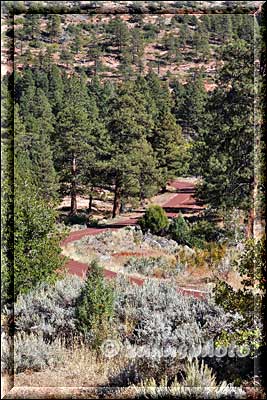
[139,205,169,235]
[64,213,88,226]
[169,217,224,248]
[168,215,191,245]
[86,218,99,227]
[190,220,223,243]
[75,260,115,348]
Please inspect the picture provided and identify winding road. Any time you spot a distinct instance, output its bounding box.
[62,180,207,299]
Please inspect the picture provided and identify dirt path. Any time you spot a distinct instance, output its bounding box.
[62,180,207,299]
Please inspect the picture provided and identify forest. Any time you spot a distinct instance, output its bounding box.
[1,2,266,399]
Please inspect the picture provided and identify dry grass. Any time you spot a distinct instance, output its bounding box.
[14,343,127,388]
[7,342,138,399]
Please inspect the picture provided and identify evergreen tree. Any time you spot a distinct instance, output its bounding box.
[134,139,160,201]
[106,17,130,54]
[145,70,174,115]
[150,110,189,186]
[15,87,58,201]
[60,48,73,68]
[119,47,133,79]
[48,15,61,42]
[88,77,116,120]
[171,78,187,126]
[195,40,254,211]
[76,260,114,348]
[32,68,49,95]
[23,14,40,40]
[131,28,145,73]
[71,32,83,54]
[55,76,103,215]
[87,38,103,76]
[193,29,210,61]
[48,64,64,114]
[14,152,64,300]
[18,68,36,118]
[107,83,155,217]
[178,69,208,140]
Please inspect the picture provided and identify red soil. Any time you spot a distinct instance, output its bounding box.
[62,180,208,299]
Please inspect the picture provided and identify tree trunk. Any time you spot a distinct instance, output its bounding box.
[112,181,121,219]
[70,154,77,215]
[247,208,254,238]
[88,193,93,213]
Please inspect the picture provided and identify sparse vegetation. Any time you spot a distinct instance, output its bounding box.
[1,1,265,398]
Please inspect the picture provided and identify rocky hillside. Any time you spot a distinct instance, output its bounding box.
[1,6,256,90]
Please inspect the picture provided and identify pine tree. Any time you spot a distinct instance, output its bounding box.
[14,152,64,300]
[76,260,114,348]
[107,83,155,217]
[71,32,83,54]
[178,21,191,50]
[119,47,133,79]
[55,76,101,215]
[48,15,61,42]
[18,68,36,118]
[60,48,73,68]
[133,139,160,201]
[131,28,145,73]
[193,29,210,61]
[23,14,40,40]
[107,17,130,54]
[145,70,174,115]
[48,64,64,114]
[178,69,208,140]
[15,88,58,202]
[88,77,116,120]
[150,110,189,187]
[171,78,186,126]
[195,40,254,212]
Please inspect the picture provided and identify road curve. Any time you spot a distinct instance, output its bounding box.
[62,180,207,300]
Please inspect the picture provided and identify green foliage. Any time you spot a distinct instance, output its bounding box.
[76,260,115,348]
[168,215,191,245]
[13,154,65,301]
[169,216,223,248]
[214,236,266,353]
[138,360,246,399]
[139,205,169,235]
[190,219,223,243]
[194,40,254,211]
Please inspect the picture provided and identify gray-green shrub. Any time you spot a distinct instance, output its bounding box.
[136,360,246,399]
[15,275,83,341]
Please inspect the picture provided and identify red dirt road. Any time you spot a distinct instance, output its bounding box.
[63,180,208,299]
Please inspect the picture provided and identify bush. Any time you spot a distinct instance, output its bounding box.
[169,216,225,248]
[14,275,83,342]
[76,260,115,348]
[168,215,191,245]
[124,256,182,278]
[139,205,169,235]
[64,212,88,226]
[2,332,63,374]
[190,220,223,243]
[112,277,236,384]
[137,360,246,399]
